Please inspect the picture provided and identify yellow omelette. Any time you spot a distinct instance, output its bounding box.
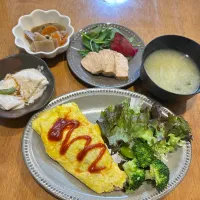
[32,102,127,193]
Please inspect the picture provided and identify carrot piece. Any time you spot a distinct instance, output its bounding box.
[51,31,68,46]
[51,31,62,45]
[60,34,68,46]
[41,26,58,35]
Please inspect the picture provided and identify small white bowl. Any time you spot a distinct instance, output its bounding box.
[12,9,74,58]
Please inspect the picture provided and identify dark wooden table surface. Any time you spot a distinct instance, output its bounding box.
[0,0,200,199]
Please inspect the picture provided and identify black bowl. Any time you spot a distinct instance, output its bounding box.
[140,35,200,101]
[0,54,54,118]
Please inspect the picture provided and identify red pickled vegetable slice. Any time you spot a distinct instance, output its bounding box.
[110,32,138,57]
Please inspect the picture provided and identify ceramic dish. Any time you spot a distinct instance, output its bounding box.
[0,54,54,118]
[22,89,191,200]
[140,35,200,101]
[67,23,145,88]
[12,9,74,58]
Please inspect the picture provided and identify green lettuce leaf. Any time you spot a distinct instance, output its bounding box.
[97,99,192,160]
[97,99,157,147]
[163,115,192,141]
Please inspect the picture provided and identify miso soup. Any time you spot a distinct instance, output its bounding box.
[144,49,200,94]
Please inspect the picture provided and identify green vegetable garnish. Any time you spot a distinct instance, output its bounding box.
[78,49,90,57]
[79,26,139,56]
[145,159,170,191]
[86,26,103,38]
[0,87,16,95]
[120,146,134,159]
[123,158,145,192]
[132,139,155,168]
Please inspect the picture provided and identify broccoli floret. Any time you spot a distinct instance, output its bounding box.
[132,139,155,168]
[123,158,145,192]
[145,159,169,191]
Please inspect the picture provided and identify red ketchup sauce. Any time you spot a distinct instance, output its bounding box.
[48,118,106,173]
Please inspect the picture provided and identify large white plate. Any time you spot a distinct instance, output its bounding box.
[22,89,191,200]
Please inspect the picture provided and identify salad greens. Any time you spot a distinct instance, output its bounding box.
[79,26,118,56]
[79,26,139,57]
[97,99,192,193]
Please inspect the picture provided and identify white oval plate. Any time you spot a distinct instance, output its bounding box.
[22,89,191,200]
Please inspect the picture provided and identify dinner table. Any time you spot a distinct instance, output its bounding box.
[0,0,200,199]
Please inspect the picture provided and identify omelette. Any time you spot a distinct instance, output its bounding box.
[32,102,127,193]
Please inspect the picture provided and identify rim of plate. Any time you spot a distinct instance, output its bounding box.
[22,88,192,200]
[67,23,145,88]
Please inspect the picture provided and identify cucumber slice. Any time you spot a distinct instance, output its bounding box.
[0,87,16,95]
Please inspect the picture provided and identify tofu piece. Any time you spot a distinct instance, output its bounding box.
[81,52,103,74]
[13,68,49,102]
[0,95,25,110]
[0,68,49,110]
[0,75,17,90]
[28,80,48,104]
